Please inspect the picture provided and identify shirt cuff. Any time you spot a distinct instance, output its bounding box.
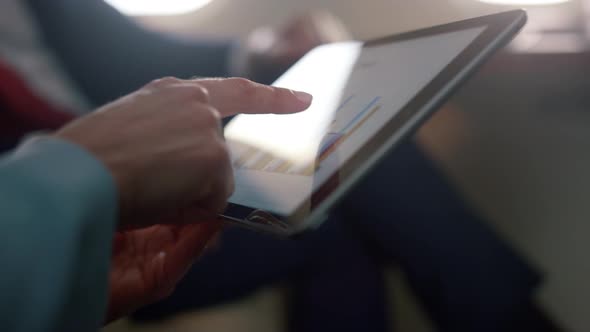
[1,136,118,330]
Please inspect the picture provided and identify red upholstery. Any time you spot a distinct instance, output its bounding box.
[0,60,75,141]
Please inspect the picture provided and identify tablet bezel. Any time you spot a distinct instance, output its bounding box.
[223,10,527,235]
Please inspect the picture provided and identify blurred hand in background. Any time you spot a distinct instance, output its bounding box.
[238,11,351,82]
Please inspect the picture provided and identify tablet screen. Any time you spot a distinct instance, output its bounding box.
[224,25,487,216]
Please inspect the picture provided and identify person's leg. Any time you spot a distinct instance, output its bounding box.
[341,140,542,332]
[132,226,305,320]
[134,216,390,332]
[287,213,389,332]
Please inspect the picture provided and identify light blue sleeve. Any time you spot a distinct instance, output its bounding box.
[0,137,117,332]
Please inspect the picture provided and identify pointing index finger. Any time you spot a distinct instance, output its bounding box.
[194,78,313,118]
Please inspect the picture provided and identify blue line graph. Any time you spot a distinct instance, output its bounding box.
[340,96,381,133]
[317,95,382,160]
[335,95,355,113]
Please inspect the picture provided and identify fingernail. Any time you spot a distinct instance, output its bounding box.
[293,90,313,104]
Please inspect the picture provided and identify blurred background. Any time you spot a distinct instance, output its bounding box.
[21,0,589,331]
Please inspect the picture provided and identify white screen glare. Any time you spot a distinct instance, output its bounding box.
[224,26,487,215]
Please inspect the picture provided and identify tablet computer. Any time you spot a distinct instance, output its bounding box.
[221,10,527,236]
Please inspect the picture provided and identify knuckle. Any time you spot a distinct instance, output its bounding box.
[215,139,231,160]
[177,84,210,103]
[227,77,276,107]
[219,144,235,200]
[148,77,180,88]
[206,140,231,169]
[191,84,210,102]
[228,77,257,93]
[181,103,221,132]
[201,142,233,211]
[198,105,222,128]
[226,171,235,198]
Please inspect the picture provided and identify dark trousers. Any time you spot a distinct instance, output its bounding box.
[134,141,540,332]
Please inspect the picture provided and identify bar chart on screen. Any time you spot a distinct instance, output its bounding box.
[229,95,383,176]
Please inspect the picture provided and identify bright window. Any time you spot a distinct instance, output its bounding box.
[104,0,212,16]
